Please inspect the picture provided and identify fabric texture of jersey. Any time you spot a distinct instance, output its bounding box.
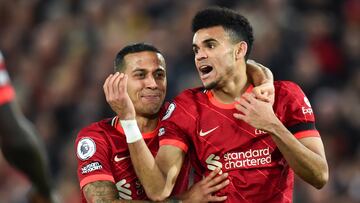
[0,51,15,105]
[76,111,190,202]
[159,81,319,203]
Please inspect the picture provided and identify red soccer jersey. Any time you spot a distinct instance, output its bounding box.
[76,116,190,202]
[159,81,320,203]
[0,51,15,105]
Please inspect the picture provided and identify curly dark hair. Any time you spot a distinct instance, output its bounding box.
[114,43,162,72]
[192,7,254,59]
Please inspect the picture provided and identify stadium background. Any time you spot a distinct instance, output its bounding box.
[0,0,359,202]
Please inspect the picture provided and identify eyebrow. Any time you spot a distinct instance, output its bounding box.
[192,38,217,48]
[132,68,146,72]
[132,67,166,73]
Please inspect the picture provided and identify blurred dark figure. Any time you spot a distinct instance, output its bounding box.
[0,51,55,203]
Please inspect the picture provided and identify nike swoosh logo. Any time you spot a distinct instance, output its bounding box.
[114,155,129,162]
[199,126,219,137]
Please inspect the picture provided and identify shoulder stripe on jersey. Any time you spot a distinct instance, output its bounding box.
[80,174,115,189]
[294,130,320,139]
[288,122,316,134]
[159,139,188,153]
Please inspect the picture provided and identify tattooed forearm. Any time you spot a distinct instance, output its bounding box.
[83,181,119,203]
[82,180,181,203]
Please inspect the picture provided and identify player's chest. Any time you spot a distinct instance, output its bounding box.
[108,137,158,200]
[109,136,158,175]
[191,109,279,171]
[193,109,272,148]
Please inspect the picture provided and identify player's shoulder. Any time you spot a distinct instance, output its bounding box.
[76,117,114,140]
[274,80,301,89]
[275,81,305,96]
[161,87,205,121]
[174,86,206,104]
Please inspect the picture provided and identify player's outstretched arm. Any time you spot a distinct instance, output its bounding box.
[246,60,274,103]
[234,93,329,189]
[0,102,55,202]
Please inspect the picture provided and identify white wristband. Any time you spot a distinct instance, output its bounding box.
[120,120,142,143]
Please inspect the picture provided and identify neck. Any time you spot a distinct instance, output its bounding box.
[211,62,249,104]
[135,115,159,133]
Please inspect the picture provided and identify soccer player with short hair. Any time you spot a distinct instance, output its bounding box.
[77,43,235,202]
[92,42,272,202]
[0,51,55,203]
[106,7,329,203]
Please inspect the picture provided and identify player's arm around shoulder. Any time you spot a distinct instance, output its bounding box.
[246,60,275,103]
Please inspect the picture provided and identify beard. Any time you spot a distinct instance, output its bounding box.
[203,77,222,90]
[204,81,217,90]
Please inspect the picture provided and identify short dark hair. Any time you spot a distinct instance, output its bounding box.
[114,43,162,72]
[192,7,254,59]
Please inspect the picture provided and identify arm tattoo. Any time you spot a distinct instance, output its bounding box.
[83,181,181,203]
[83,181,119,203]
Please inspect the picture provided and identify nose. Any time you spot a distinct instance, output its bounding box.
[195,48,207,61]
[145,75,157,89]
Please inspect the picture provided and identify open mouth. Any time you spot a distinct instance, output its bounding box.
[199,65,213,75]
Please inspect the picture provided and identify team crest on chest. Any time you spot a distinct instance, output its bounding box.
[77,137,96,160]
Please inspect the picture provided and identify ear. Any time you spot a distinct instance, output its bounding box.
[234,41,248,61]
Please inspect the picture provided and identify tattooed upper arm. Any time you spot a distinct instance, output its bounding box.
[83,180,119,203]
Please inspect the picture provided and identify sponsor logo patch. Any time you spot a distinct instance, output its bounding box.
[162,103,176,120]
[302,97,313,115]
[223,147,271,170]
[81,161,102,174]
[206,154,223,174]
[77,137,96,160]
[206,147,272,172]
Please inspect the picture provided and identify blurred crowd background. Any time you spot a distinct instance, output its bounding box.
[0,0,359,202]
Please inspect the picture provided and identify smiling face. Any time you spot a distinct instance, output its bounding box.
[192,26,238,90]
[123,51,167,117]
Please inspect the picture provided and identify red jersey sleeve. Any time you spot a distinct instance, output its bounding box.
[159,93,197,153]
[75,125,114,189]
[0,51,15,105]
[276,81,320,139]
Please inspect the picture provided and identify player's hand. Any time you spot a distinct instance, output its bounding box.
[252,82,275,105]
[234,93,279,131]
[103,72,136,120]
[246,60,275,104]
[181,168,229,203]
